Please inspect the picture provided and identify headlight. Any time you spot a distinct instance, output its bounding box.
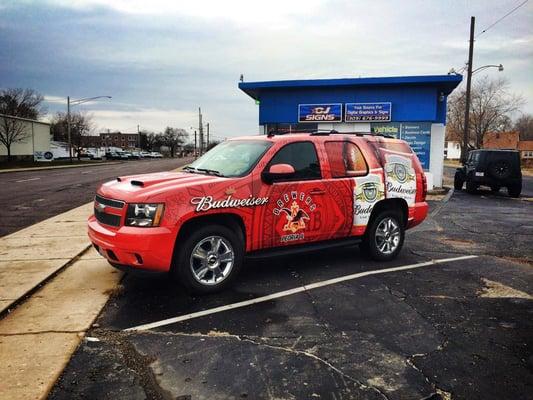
[126,203,164,227]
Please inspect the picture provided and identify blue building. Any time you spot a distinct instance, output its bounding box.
[239,74,462,188]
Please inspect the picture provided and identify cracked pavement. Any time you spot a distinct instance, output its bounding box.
[48,186,533,400]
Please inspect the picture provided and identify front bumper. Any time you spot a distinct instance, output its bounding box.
[88,215,176,272]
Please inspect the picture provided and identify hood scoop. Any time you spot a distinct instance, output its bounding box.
[130,180,144,187]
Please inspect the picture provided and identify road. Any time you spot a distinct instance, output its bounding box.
[49,190,533,399]
[0,158,192,237]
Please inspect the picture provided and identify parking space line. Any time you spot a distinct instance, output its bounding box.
[15,177,41,183]
[125,255,477,332]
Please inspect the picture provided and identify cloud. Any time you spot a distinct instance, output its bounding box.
[2,0,532,138]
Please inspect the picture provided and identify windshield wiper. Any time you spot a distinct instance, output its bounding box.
[196,168,224,177]
[183,166,224,177]
[183,166,199,173]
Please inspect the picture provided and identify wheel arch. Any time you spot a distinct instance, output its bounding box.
[367,198,409,229]
[172,213,246,263]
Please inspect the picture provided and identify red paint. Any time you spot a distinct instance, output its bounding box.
[88,133,428,272]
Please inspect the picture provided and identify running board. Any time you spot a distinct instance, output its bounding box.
[246,237,362,259]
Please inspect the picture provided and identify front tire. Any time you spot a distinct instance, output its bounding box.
[361,210,405,261]
[173,224,244,294]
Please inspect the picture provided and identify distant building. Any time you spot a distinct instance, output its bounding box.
[99,131,140,149]
[483,131,533,162]
[444,141,461,159]
[518,141,533,160]
[483,131,519,150]
[0,114,51,161]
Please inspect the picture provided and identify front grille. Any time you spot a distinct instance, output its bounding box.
[94,207,121,227]
[95,194,125,209]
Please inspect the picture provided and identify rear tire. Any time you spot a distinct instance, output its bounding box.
[454,174,464,190]
[508,184,521,198]
[466,180,477,194]
[172,224,244,294]
[360,210,405,261]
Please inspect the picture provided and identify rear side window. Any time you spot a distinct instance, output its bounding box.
[268,142,321,180]
[325,141,368,177]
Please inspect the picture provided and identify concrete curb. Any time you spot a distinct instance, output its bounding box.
[430,186,454,218]
[0,161,122,174]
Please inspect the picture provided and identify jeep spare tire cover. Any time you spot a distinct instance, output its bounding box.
[489,159,511,179]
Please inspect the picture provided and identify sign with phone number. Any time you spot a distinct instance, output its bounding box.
[345,102,391,122]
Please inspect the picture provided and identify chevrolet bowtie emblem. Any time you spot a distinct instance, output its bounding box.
[95,202,106,212]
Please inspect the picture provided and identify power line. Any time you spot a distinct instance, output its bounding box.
[475,0,529,38]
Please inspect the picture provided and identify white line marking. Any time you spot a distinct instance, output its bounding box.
[81,171,92,174]
[125,255,477,332]
[15,177,41,183]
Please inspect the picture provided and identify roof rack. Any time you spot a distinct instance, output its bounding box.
[310,130,395,139]
[266,129,329,137]
[266,129,394,139]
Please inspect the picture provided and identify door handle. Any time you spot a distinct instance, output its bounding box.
[309,188,325,195]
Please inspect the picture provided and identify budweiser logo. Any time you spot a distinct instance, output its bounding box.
[191,195,269,212]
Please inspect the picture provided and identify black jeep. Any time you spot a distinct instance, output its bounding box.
[454,149,522,197]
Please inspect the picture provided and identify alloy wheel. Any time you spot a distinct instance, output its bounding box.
[190,236,234,286]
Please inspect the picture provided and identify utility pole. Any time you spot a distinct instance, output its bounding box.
[67,96,72,163]
[462,16,475,164]
[206,123,210,149]
[194,130,197,157]
[198,107,203,155]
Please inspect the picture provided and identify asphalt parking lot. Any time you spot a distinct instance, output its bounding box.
[49,187,533,399]
[0,158,192,237]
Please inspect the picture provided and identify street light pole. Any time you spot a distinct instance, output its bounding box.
[462,16,475,164]
[67,96,72,162]
[66,95,111,163]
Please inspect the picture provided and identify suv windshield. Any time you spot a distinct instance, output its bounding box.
[188,140,272,177]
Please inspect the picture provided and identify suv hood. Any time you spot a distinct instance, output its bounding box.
[97,171,224,202]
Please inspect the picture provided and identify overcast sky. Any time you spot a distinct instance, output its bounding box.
[1,0,531,140]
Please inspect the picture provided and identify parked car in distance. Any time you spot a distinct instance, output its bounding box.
[105,151,121,160]
[129,151,142,159]
[454,149,522,197]
[140,151,151,158]
[89,131,428,293]
[149,151,164,158]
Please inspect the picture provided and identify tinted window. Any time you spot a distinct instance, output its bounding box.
[325,141,368,177]
[268,142,321,180]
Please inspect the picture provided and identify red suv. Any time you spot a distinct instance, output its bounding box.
[88,132,428,292]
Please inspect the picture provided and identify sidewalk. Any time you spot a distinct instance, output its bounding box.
[0,202,123,400]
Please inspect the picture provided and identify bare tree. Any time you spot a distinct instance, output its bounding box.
[446,77,524,154]
[162,127,189,157]
[514,114,533,141]
[50,112,94,160]
[0,88,45,161]
[141,131,158,151]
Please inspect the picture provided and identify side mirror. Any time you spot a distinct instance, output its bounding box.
[262,163,295,184]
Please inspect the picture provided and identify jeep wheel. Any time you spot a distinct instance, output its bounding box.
[173,224,243,294]
[489,160,511,180]
[361,211,404,261]
[508,184,521,198]
[454,174,464,190]
[465,180,477,194]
